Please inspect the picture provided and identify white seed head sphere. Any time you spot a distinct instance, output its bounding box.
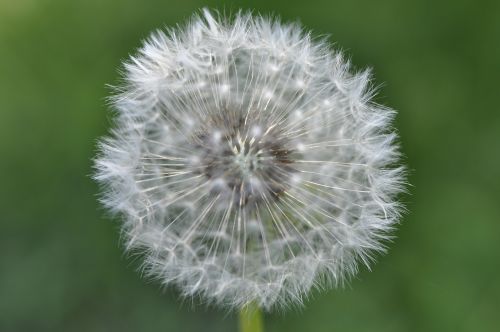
[95,9,406,310]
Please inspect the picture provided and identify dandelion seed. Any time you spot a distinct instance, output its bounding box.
[94,9,406,310]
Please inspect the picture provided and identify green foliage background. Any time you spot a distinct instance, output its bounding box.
[1,0,499,331]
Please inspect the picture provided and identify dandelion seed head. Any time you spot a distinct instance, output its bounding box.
[94,9,406,310]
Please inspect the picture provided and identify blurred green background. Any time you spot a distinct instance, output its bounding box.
[1,0,499,331]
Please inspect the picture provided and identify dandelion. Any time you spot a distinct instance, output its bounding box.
[94,9,406,314]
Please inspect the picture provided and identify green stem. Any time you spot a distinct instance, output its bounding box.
[239,303,263,332]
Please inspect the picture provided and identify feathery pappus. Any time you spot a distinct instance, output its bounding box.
[94,9,406,310]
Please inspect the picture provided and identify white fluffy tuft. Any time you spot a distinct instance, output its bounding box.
[94,9,406,310]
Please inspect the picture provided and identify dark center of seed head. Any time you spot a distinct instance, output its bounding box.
[194,117,295,206]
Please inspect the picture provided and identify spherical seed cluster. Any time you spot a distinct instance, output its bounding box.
[94,9,406,310]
